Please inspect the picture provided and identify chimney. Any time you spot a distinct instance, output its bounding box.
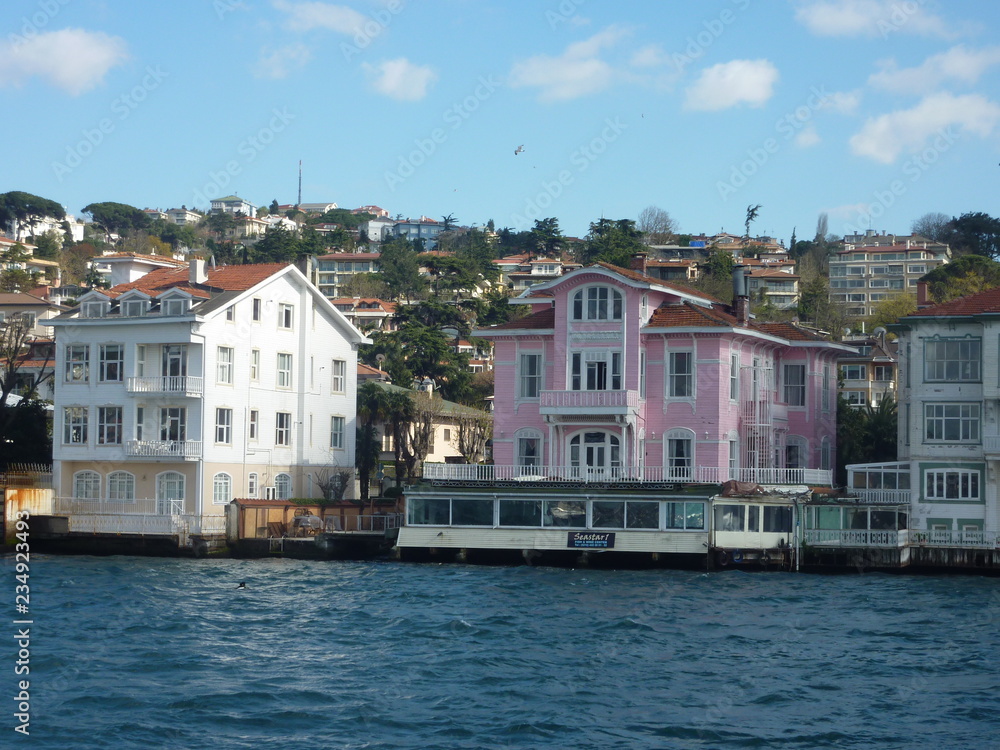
[630,252,648,275]
[189,258,208,284]
[916,281,931,309]
[732,266,750,326]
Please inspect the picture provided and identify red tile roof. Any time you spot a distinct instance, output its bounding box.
[479,308,555,332]
[595,262,721,303]
[903,286,1000,318]
[646,302,739,328]
[753,322,827,341]
[107,263,287,298]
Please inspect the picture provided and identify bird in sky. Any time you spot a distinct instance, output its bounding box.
[514,145,524,156]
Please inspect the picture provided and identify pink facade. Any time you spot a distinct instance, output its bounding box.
[477,264,846,485]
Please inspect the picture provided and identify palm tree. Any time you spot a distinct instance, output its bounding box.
[441,213,457,231]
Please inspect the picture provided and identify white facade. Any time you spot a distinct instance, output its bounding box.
[49,263,369,526]
[165,208,202,226]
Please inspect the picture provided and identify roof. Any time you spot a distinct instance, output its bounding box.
[646,302,740,328]
[0,292,58,307]
[900,286,1000,318]
[97,252,186,266]
[746,268,799,279]
[594,262,722,303]
[478,308,555,332]
[753,322,829,341]
[105,263,289,299]
[372,381,488,418]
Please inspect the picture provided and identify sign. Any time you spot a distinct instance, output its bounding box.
[567,532,615,549]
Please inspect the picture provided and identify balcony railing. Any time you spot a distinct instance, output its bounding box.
[126,376,203,395]
[804,529,909,547]
[45,497,226,539]
[848,488,912,505]
[539,390,640,415]
[911,529,998,547]
[422,464,834,486]
[983,435,1000,454]
[124,440,202,459]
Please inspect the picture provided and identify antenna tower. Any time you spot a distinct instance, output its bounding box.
[297,160,302,207]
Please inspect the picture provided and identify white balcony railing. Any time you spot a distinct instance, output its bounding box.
[422,464,834,486]
[911,530,999,547]
[126,376,203,395]
[539,390,640,410]
[124,440,202,458]
[848,489,912,505]
[47,497,226,539]
[983,435,1000,454]
[804,529,909,547]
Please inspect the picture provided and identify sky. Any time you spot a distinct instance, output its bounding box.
[2,0,1000,245]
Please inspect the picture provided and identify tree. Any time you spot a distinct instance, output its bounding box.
[836,396,897,486]
[59,242,99,285]
[581,218,645,268]
[252,224,300,262]
[341,273,391,300]
[378,238,427,302]
[456,408,492,463]
[31,230,61,260]
[441,213,458,231]
[404,391,445,480]
[743,204,762,250]
[0,191,65,240]
[637,205,677,245]
[0,313,53,411]
[911,212,951,242]
[82,201,150,242]
[815,212,829,243]
[530,217,563,256]
[0,269,39,292]
[0,400,51,466]
[865,294,916,331]
[269,199,280,214]
[947,211,1000,259]
[356,381,393,504]
[922,254,1000,303]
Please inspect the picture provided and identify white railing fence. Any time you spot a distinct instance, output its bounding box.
[804,529,909,547]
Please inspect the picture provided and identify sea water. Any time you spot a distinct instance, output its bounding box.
[10,556,1000,749]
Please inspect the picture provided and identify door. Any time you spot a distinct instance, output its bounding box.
[156,472,184,515]
[570,432,621,479]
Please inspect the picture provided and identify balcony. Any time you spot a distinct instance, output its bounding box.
[126,376,203,396]
[539,389,640,419]
[848,488,912,505]
[983,435,1000,456]
[804,529,908,547]
[423,464,833,486]
[124,440,202,459]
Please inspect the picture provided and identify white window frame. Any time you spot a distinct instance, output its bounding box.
[668,351,693,398]
[99,344,124,382]
[65,344,89,383]
[279,303,294,329]
[63,406,88,444]
[925,469,980,501]
[250,349,260,382]
[330,415,345,449]
[665,428,694,481]
[217,346,234,384]
[247,472,259,499]
[924,403,980,443]
[277,353,293,389]
[213,473,232,505]
[252,298,262,321]
[97,406,122,445]
[331,359,346,393]
[924,337,981,382]
[275,412,291,446]
[107,471,135,502]
[274,473,292,500]
[519,352,542,399]
[571,286,623,321]
[73,470,100,500]
[249,409,258,441]
[730,353,739,401]
[216,407,233,444]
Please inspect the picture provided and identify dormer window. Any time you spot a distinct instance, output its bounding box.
[83,301,108,318]
[162,298,189,316]
[572,286,623,321]
[123,300,148,317]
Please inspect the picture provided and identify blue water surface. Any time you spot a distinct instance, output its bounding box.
[10,556,1000,749]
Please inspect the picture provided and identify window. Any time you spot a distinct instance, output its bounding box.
[519,353,541,398]
[925,469,979,500]
[764,506,793,532]
[124,299,148,317]
[247,473,258,499]
[163,298,188,315]
[249,410,258,440]
[665,501,706,530]
[665,429,694,481]
[845,391,867,406]
[873,365,893,381]
[159,407,187,442]
[714,504,745,532]
[276,412,291,445]
[669,352,693,398]
[783,364,805,406]
[65,344,89,382]
[73,470,100,500]
[162,345,187,377]
[822,365,831,411]
[279,303,294,329]
[225,306,234,321]
[841,364,867,381]
[213,473,232,505]
[571,351,621,391]
[216,408,232,444]
[331,359,346,393]
[516,431,542,470]
[924,338,981,382]
[250,349,260,381]
[157,472,185,515]
[63,406,88,444]
[217,347,234,384]
[252,298,262,321]
[925,403,980,442]
[908,265,926,274]
[97,406,122,445]
[821,437,831,471]
[729,437,739,472]
[274,473,292,500]
[330,415,345,449]
[640,351,647,398]
[443,428,451,442]
[277,353,292,388]
[107,471,135,502]
[99,344,124,382]
[571,286,623,321]
[84,301,106,318]
[730,353,739,400]
[786,436,807,469]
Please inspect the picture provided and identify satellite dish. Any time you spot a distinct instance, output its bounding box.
[843,327,852,336]
[375,353,386,364]
[873,326,887,337]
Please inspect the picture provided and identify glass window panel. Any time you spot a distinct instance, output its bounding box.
[592,501,625,528]
[451,498,493,526]
[499,499,542,527]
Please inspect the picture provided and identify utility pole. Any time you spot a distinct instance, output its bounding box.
[297,160,302,208]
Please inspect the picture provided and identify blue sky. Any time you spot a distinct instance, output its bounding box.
[3,0,999,244]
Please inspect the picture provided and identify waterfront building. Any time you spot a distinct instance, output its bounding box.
[46,260,369,546]
[397,259,852,565]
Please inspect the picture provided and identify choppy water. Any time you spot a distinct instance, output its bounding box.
[10,556,1000,749]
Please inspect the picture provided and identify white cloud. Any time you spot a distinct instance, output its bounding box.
[818,89,861,114]
[683,59,778,111]
[849,92,1000,163]
[362,58,436,101]
[254,44,311,79]
[795,125,821,147]
[508,25,630,102]
[794,0,954,38]
[272,0,366,33]
[869,45,1000,94]
[0,28,128,96]
[630,44,669,69]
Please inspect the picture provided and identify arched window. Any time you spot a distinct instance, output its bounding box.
[665,428,695,481]
[572,286,623,321]
[107,471,135,502]
[786,435,808,469]
[275,473,292,500]
[514,428,544,471]
[569,431,622,476]
[156,471,185,515]
[213,473,232,505]
[73,470,100,500]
